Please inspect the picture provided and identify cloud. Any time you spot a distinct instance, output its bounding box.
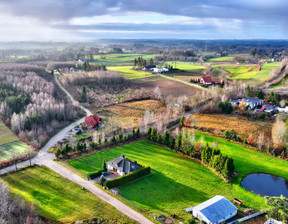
[0,0,287,40]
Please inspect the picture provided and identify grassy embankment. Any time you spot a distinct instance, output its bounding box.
[2,166,135,223]
[0,120,31,162]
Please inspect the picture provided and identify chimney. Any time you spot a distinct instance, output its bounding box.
[121,154,125,158]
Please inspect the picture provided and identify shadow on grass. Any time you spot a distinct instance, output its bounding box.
[119,170,209,215]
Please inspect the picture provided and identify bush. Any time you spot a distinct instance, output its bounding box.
[217,101,233,114]
[104,166,151,188]
[87,169,105,179]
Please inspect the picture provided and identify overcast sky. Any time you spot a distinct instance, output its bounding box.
[0,0,287,41]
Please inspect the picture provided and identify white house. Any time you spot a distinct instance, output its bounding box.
[153,67,169,73]
[200,76,213,85]
[192,195,238,224]
[106,155,141,176]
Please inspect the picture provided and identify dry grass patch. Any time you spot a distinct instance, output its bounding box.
[189,114,272,141]
[97,100,166,129]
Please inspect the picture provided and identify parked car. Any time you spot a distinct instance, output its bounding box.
[101,171,109,176]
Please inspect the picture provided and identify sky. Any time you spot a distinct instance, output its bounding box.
[0,0,287,41]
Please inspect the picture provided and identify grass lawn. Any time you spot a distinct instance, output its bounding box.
[67,138,288,219]
[0,120,31,162]
[209,57,233,62]
[250,62,280,84]
[108,66,155,79]
[2,166,135,223]
[93,54,157,66]
[271,74,288,88]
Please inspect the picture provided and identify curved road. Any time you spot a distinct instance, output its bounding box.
[0,73,153,224]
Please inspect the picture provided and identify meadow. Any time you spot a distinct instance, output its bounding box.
[2,166,135,223]
[190,114,273,141]
[107,66,155,79]
[209,57,233,62]
[67,137,288,218]
[212,62,280,85]
[0,120,31,162]
[93,54,157,66]
[165,61,205,70]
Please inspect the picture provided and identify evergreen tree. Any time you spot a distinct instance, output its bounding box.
[136,128,140,138]
[99,175,106,186]
[180,116,185,127]
[163,131,170,146]
[118,132,123,142]
[132,129,136,139]
[246,85,254,97]
[169,135,175,149]
[110,136,117,145]
[104,137,108,144]
[255,89,265,99]
[102,159,107,171]
[55,146,61,158]
[222,158,234,179]
[175,132,183,151]
[151,128,157,142]
[81,86,87,102]
[98,138,101,145]
[90,141,97,150]
[146,127,152,140]
[157,134,162,144]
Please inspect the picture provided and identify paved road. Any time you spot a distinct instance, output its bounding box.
[42,160,153,224]
[256,66,286,89]
[1,73,153,224]
[0,72,208,223]
[158,73,209,91]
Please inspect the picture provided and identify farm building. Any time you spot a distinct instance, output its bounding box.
[200,76,213,85]
[107,154,141,176]
[82,115,102,130]
[144,65,156,71]
[265,218,285,224]
[192,195,238,224]
[153,67,169,73]
[230,97,264,109]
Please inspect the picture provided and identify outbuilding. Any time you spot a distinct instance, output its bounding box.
[192,195,238,224]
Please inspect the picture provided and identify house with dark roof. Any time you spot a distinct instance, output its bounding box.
[192,195,238,224]
[200,76,213,85]
[106,155,141,176]
[82,115,102,130]
[230,97,264,110]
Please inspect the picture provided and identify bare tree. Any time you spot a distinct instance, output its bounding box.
[258,132,265,151]
[272,117,288,148]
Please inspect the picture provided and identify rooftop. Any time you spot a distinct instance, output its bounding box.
[193,195,238,224]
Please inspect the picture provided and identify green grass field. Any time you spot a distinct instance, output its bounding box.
[165,61,205,70]
[0,120,31,162]
[209,57,233,62]
[2,166,135,223]
[93,54,157,66]
[0,120,19,145]
[108,66,155,79]
[212,62,280,84]
[67,136,288,218]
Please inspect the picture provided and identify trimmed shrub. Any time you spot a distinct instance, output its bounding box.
[104,166,151,188]
[87,169,105,179]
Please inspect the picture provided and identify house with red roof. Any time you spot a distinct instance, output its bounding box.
[82,115,102,130]
[200,76,213,85]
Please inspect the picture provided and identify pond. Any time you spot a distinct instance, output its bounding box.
[241,173,288,197]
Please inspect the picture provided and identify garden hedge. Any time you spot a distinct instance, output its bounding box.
[87,169,105,179]
[104,166,151,188]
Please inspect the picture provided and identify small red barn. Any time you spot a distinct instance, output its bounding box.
[82,115,102,130]
[200,76,213,85]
